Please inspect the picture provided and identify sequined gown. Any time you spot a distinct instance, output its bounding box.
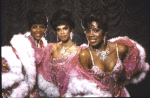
[37,36,149,97]
[85,36,149,97]
[37,42,112,97]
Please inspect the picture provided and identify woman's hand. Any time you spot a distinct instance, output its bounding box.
[61,94,65,97]
[2,82,19,98]
[2,58,10,73]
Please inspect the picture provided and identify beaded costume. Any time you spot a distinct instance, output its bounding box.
[79,36,149,97]
[37,42,112,97]
[36,36,149,97]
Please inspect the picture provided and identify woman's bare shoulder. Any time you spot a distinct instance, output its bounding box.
[79,48,90,58]
[108,42,128,54]
[79,48,91,68]
[117,43,129,60]
[52,43,60,51]
[108,42,128,59]
[117,43,128,54]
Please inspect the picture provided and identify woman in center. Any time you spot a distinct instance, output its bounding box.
[37,9,113,97]
[37,9,87,97]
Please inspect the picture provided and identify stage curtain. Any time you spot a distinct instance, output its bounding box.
[1,0,149,97]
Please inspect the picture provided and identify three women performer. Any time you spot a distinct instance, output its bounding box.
[2,7,149,97]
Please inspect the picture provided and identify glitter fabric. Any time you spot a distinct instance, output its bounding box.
[88,36,149,97]
[37,43,93,95]
[36,37,149,97]
[26,35,46,97]
[91,47,126,97]
[37,43,109,96]
[109,37,142,79]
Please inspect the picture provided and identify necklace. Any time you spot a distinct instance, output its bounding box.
[95,43,110,61]
[60,43,73,56]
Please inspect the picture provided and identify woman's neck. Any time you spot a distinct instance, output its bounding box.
[61,38,74,48]
[90,41,108,51]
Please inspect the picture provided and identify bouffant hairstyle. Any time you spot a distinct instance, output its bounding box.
[82,8,109,35]
[50,9,75,31]
[26,7,47,30]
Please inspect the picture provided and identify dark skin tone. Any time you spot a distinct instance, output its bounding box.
[79,21,129,72]
[2,23,46,72]
[79,21,140,92]
[30,24,46,41]
[79,21,133,92]
[2,24,46,98]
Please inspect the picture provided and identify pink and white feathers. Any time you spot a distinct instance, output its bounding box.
[2,32,48,97]
[65,77,112,97]
[10,33,36,91]
[2,46,24,89]
[109,36,149,84]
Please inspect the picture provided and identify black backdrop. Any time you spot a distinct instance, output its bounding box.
[1,0,150,97]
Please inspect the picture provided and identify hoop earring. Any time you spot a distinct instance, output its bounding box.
[70,32,73,40]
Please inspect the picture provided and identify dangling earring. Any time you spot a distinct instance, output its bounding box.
[86,36,89,46]
[44,30,47,37]
[70,32,73,40]
[57,35,59,42]
[44,17,48,37]
[103,36,106,44]
[87,39,89,46]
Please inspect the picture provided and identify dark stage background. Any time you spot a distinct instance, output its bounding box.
[1,0,150,97]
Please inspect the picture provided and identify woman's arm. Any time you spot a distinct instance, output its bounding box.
[118,43,128,61]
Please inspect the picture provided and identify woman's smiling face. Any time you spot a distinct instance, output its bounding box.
[30,24,46,41]
[85,21,104,47]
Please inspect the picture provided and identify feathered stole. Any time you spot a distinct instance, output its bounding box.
[2,32,48,97]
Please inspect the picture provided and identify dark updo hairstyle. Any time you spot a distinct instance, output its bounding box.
[50,9,75,31]
[26,7,47,30]
[82,8,109,35]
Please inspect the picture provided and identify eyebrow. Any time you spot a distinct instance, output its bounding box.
[57,26,68,29]
[90,27,99,30]
[90,24,98,28]
[33,24,45,26]
[63,26,68,28]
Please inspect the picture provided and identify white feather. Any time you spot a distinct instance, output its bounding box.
[38,74,60,97]
[1,46,24,89]
[65,77,112,97]
[109,36,149,84]
[10,81,29,98]
[10,34,36,91]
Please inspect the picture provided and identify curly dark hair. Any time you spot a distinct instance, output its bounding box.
[82,8,109,35]
[26,7,47,30]
[50,9,75,31]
